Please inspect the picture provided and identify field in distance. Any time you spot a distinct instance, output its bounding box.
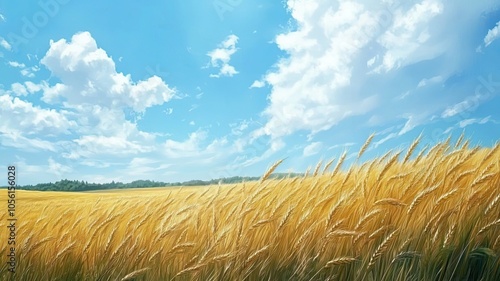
[0,134,499,280]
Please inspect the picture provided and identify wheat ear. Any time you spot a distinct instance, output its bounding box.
[325,257,358,267]
[260,159,284,183]
[403,134,422,164]
[358,133,375,160]
[120,268,150,281]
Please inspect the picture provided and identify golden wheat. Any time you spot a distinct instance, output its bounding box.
[3,134,499,281]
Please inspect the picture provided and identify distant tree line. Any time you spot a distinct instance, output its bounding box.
[1,173,303,192]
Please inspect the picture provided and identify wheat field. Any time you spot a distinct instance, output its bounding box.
[1,135,499,280]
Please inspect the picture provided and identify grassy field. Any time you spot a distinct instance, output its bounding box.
[1,135,499,280]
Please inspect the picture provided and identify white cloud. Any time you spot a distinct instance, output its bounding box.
[0,13,5,22]
[8,62,38,78]
[441,94,482,118]
[40,31,175,112]
[0,31,179,162]
[207,34,239,78]
[256,0,385,139]
[162,130,228,160]
[374,0,444,73]
[417,75,443,87]
[367,55,377,67]
[0,37,11,50]
[249,80,265,89]
[327,142,355,150]
[0,94,75,136]
[374,132,398,148]
[24,81,44,94]
[484,20,500,47]
[459,116,490,128]
[0,131,58,152]
[254,0,499,142]
[48,157,73,177]
[398,115,420,135]
[8,61,25,68]
[11,83,28,96]
[123,157,172,178]
[303,142,323,156]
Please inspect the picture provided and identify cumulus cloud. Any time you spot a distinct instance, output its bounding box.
[10,83,28,96]
[207,34,239,78]
[40,31,175,112]
[0,94,75,135]
[374,0,444,73]
[0,31,180,162]
[253,0,499,143]
[484,20,500,47]
[249,80,265,89]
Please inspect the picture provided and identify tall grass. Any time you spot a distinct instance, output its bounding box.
[1,135,499,280]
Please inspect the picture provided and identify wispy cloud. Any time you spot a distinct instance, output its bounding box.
[303,142,323,157]
[0,37,11,50]
[417,76,443,88]
[459,116,490,128]
[484,20,500,47]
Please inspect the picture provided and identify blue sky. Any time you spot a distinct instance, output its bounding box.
[1,0,500,185]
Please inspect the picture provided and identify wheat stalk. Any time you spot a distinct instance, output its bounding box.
[377,151,401,182]
[368,229,398,268]
[443,224,456,248]
[245,245,269,264]
[277,206,295,231]
[485,193,500,215]
[403,134,422,164]
[477,219,500,235]
[331,150,347,178]
[471,173,496,188]
[25,237,54,255]
[251,218,274,229]
[167,242,196,255]
[453,168,478,185]
[175,263,207,277]
[53,241,76,262]
[322,158,336,175]
[355,209,381,230]
[434,188,459,209]
[326,230,358,239]
[120,267,150,281]
[261,159,284,183]
[391,251,420,263]
[148,249,162,262]
[374,198,406,207]
[325,257,358,267]
[454,131,465,148]
[368,225,391,240]
[211,252,233,262]
[408,182,441,215]
[358,133,375,160]
[313,160,323,177]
